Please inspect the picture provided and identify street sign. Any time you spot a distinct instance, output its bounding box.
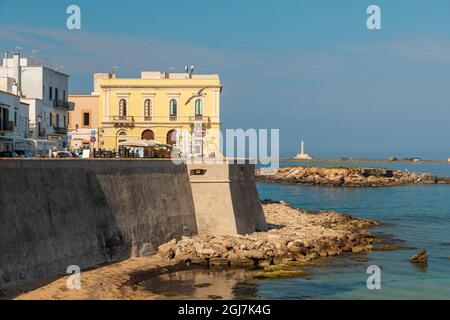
[91,130,97,135]
[90,136,97,143]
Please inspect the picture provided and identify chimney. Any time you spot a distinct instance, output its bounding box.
[3,52,8,67]
[12,52,22,96]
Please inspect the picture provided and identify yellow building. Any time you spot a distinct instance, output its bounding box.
[94,71,222,157]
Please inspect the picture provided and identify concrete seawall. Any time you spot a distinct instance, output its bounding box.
[0,159,266,286]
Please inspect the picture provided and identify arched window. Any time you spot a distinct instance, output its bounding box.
[141,129,155,141]
[195,99,203,117]
[144,99,152,118]
[167,129,177,145]
[169,99,177,118]
[119,99,127,117]
[117,131,128,150]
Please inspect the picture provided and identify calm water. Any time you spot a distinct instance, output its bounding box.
[144,162,450,300]
[256,182,450,299]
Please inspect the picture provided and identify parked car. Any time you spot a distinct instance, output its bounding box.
[15,150,36,158]
[56,151,73,158]
[0,151,18,158]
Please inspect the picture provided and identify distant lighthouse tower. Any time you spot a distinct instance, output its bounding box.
[295,140,313,160]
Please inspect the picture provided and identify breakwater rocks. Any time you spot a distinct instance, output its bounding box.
[257,166,450,187]
[157,201,378,268]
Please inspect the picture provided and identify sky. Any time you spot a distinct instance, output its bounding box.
[1,0,450,159]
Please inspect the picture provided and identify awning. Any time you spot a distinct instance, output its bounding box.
[118,139,165,148]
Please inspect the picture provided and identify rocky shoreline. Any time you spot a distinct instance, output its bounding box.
[257,166,450,187]
[156,201,378,268]
[7,201,378,300]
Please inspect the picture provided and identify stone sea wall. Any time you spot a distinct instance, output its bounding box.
[0,160,198,286]
[0,159,266,287]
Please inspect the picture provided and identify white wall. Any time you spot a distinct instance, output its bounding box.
[0,91,29,138]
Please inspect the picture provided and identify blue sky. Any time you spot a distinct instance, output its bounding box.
[1,0,450,159]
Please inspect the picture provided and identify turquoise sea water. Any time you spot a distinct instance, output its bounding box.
[256,181,450,300]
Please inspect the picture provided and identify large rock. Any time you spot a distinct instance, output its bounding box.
[410,250,428,264]
[158,239,177,260]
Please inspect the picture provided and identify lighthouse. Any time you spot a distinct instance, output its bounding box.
[295,140,313,160]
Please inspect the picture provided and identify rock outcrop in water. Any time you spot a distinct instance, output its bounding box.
[410,250,428,264]
[256,166,450,187]
[156,201,378,267]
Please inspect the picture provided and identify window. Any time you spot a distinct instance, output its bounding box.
[144,99,152,118]
[0,107,10,131]
[56,114,60,127]
[195,99,203,117]
[169,99,177,117]
[63,90,66,102]
[14,112,17,127]
[118,131,128,145]
[55,88,59,101]
[49,87,53,100]
[83,112,90,127]
[119,99,127,117]
[64,115,66,127]
[49,112,52,126]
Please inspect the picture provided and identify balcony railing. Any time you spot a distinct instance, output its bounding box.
[53,99,75,111]
[104,116,214,124]
[0,121,14,132]
[111,116,135,123]
[53,126,68,135]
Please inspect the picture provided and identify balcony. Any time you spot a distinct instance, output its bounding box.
[111,116,135,123]
[53,126,68,135]
[53,99,75,111]
[0,121,14,132]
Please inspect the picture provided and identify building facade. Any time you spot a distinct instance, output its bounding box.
[0,90,29,151]
[0,52,74,149]
[68,94,99,151]
[94,71,222,157]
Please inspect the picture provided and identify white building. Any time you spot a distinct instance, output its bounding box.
[0,90,30,152]
[0,51,74,149]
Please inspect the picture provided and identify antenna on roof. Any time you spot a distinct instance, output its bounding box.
[188,65,195,78]
[112,66,119,75]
